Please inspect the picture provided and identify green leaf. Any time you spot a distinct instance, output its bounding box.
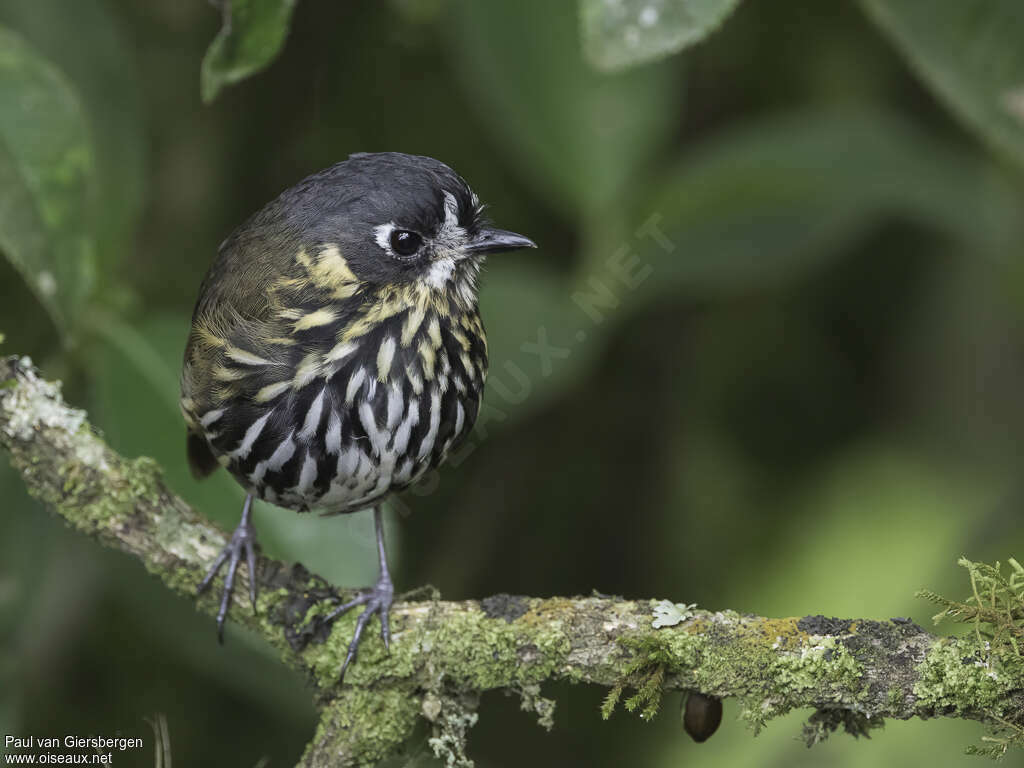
[617,110,1024,302]
[0,25,96,337]
[0,0,146,274]
[450,0,683,216]
[580,0,742,71]
[860,0,1024,170]
[201,0,298,104]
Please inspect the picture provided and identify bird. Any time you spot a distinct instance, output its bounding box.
[179,152,536,678]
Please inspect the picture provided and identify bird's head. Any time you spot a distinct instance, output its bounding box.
[278,152,535,306]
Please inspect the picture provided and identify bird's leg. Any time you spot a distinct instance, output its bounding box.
[321,506,395,682]
[196,493,259,643]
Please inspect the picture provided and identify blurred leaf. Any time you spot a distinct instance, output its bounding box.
[621,110,1024,301]
[201,0,298,104]
[450,0,683,216]
[580,0,742,71]
[477,259,604,422]
[0,26,96,337]
[860,0,1024,170]
[0,0,145,275]
[752,445,995,619]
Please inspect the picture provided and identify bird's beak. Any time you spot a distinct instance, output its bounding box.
[466,227,537,254]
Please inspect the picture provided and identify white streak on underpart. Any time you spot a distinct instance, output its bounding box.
[230,410,272,460]
[386,383,403,430]
[418,389,442,460]
[299,388,325,441]
[325,409,342,455]
[296,451,318,495]
[346,367,367,404]
[359,401,389,457]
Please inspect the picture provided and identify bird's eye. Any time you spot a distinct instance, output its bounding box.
[389,230,422,257]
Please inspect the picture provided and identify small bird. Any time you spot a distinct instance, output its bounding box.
[180,152,535,677]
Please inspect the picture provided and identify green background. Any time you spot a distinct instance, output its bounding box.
[2,0,1024,765]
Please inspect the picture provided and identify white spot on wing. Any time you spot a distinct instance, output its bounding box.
[200,409,224,428]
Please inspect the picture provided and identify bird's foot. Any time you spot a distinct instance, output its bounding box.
[321,572,394,682]
[196,501,259,644]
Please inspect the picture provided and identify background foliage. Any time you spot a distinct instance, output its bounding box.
[2,0,1024,765]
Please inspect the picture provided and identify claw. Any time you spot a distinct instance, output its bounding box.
[320,506,395,682]
[196,494,259,643]
[326,576,394,683]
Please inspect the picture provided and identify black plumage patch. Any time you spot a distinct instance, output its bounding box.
[186,432,219,479]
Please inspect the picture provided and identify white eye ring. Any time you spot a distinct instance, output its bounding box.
[374,222,424,259]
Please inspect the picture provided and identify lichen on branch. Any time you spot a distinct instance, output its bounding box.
[2,355,1022,767]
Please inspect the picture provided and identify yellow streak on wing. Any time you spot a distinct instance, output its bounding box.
[213,382,241,404]
[313,245,359,286]
[460,351,475,380]
[180,400,198,429]
[332,283,358,300]
[292,351,324,390]
[401,305,426,347]
[263,336,297,346]
[452,328,472,352]
[213,364,252,382]
[226,346,272,366]
[427,316,442,349]
[294,307,338,331]
[418,339,436,380]
[377,337,396,382]
[406,366,424,395]
[341,290,405,342]
[256,380,291,403]
[195,323,228,349]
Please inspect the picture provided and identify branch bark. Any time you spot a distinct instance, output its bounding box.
[2,355,1021,766]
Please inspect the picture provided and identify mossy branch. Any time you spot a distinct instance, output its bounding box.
[2,355,1023,767]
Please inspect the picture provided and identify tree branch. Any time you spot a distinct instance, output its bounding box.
[2,355,1022,766]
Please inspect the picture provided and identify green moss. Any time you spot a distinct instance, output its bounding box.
[913,639,1017,715]
[602,613,867,731]
[302,687,422,767]
[57,454,163,530]
[887,686,903,711]
[306,602,572,692]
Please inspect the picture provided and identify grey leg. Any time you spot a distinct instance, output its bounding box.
[322,506,395,681]
[197,494,259,643]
